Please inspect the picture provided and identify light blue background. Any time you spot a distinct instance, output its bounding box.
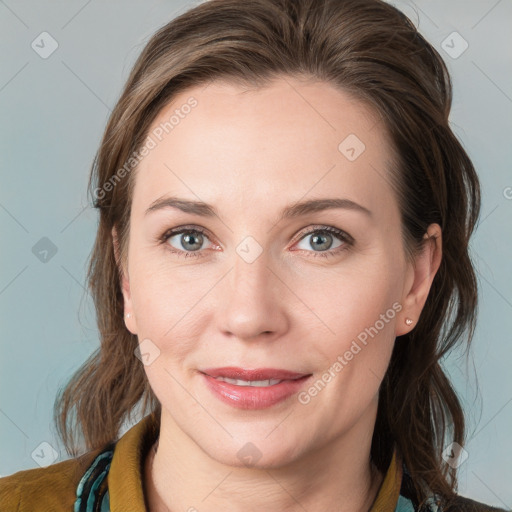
[1,0,511,508]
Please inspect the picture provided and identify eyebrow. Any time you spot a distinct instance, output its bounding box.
[145,196,372,220]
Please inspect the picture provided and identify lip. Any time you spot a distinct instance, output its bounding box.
[199,367,312,410]
[200,367,309,380]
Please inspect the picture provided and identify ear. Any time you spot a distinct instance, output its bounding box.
[395,223,442,336]
[112,226,138,334]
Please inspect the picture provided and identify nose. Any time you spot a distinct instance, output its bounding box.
[216,245,289,342]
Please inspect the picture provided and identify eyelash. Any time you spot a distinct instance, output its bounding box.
[158,225,354,260]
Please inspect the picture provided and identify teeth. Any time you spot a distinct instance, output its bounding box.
[215,377,283,387]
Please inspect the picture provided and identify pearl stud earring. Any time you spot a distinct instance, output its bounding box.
[125,313,131,319]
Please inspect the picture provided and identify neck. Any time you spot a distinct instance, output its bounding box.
[144,406,384,512]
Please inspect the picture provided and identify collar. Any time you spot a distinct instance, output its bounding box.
[108,411,159,510]
[76,412,404,511]
[370,447,402,511]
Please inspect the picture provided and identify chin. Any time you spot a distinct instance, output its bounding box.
[202,435,307,470]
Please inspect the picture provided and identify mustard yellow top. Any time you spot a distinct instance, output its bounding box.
[1,412,502,511]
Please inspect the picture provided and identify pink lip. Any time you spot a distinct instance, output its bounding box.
[199,367,312,410]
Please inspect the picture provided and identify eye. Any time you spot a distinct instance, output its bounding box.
[160,226,215,258]
[292,226,353,258]
[159,224,353,259]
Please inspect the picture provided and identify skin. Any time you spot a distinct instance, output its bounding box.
[113,76,442,512]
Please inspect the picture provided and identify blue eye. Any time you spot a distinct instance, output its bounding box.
[159,225,353,259]
[160,226,212,258]
[293,226,353,258]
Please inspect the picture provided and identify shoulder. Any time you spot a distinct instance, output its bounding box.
[400,462,508,512]
[0,449,102,512]
[440,494,510,512]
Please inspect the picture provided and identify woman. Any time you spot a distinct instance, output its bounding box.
[0,0,507,510]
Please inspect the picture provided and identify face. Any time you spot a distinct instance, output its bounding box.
[115,76,441,467]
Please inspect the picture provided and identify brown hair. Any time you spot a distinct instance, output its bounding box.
[54,0,481,508]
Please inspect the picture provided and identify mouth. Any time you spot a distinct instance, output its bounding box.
[199,367,313,409]
[211,376,288,387]
[200,366,310,383]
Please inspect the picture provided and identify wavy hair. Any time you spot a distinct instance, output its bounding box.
[54,0,481,508]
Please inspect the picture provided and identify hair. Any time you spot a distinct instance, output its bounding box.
[54,0,481,509]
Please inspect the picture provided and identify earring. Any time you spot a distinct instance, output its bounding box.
[125,313,131,319]
[405,317,413,326]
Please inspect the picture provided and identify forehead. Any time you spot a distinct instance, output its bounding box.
[131,77,396,218]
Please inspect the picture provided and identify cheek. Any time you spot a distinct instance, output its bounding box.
[300,283,398,425]
[128,232,403,361]
[290,253,401,405]
[129,255,216,367]
[291,251,402,336]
